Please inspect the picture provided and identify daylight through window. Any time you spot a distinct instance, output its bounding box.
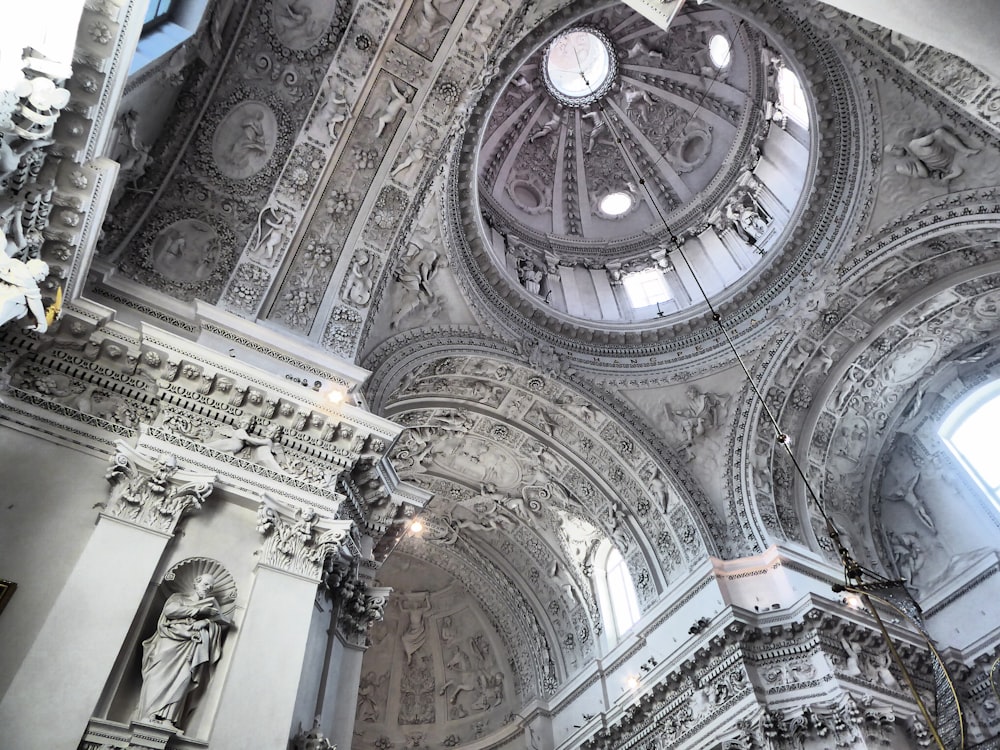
[144,0,175,28]
[940,382,1000,509]
[623,268,671,308]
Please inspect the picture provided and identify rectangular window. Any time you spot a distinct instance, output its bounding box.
[623,268,671,308]
[144,0,175,28]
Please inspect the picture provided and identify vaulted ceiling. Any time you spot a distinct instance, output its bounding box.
[94,0,1000,745]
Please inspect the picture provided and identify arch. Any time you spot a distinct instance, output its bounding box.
[363,333,722,557]
[593,539,642,647]
[751,207,1000,561]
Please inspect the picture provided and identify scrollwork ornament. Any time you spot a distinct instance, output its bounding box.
[255,496,352,580]
[103,441,215,534]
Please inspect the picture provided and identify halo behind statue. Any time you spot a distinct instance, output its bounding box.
[162,557,238,620]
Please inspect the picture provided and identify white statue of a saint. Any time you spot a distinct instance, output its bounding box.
[0,255,48,333]
[137,573,230,728]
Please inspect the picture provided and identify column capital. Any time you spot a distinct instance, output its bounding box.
[104,440,216,535]
[344,584,393,638]
[256,495,352,581]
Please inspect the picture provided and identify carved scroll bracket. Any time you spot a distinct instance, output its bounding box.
[103,439,216,535]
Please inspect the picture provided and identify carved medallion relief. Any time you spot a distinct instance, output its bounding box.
[271,0,342,50]
[212,101,279,181]
[151,220,221,283]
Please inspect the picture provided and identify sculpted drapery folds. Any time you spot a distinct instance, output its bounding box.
[137,572,231,728]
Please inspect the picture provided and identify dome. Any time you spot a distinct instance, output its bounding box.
[468,1,813,327]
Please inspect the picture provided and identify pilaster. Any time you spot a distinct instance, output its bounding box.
[0,441,215,749]
[322,566,392,749]
[210,496,352,749]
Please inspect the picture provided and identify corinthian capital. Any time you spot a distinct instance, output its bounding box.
[337,583,393,638]
[104,440,216,535]
[256,495,352,581]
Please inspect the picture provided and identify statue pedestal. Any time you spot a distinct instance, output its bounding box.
[79,717,209,750]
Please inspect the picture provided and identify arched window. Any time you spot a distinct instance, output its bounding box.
[594,541,641,642]
[776,67,808,127]
[939,380,1000,510]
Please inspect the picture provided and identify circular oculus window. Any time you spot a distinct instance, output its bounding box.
[543,28,617,105]
[709,34,732,68]
[599,192,633,217]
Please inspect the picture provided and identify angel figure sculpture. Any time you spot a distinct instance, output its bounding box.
[664,386,729,461]
[251,206,292,262]
[0,255,49,333]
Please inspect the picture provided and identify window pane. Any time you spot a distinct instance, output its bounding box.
[623,268,671,308]
[777,68,808,127]
[145,0,173,27]
[606,548,641,634]
[947,391,1000,492]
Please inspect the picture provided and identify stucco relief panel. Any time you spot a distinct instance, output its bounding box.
[768,230,1000,563]
[212,100,279,181]
[356,557,517,748]
[271,0,345,50]
[268,72,416,334]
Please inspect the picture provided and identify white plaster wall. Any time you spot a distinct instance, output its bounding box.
[0,427,109,697]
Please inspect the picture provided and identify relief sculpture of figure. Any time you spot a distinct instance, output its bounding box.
[374,79,409,138]
[251,206,291,262]
[581,109,609,154]
[391,137,429,186]
[886,126,979,181]
[204,418,286,473]
[322,85,350,141]
[528,106,562,144]
[391,239,439,326]
[622,86,654,123]
[664,386,729,461]
[409,0,451,53]
[137,573,230,728]
[0,255,49,333]
[882,471,936,532]
[230,110,268,169]
[400,591,431,664]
